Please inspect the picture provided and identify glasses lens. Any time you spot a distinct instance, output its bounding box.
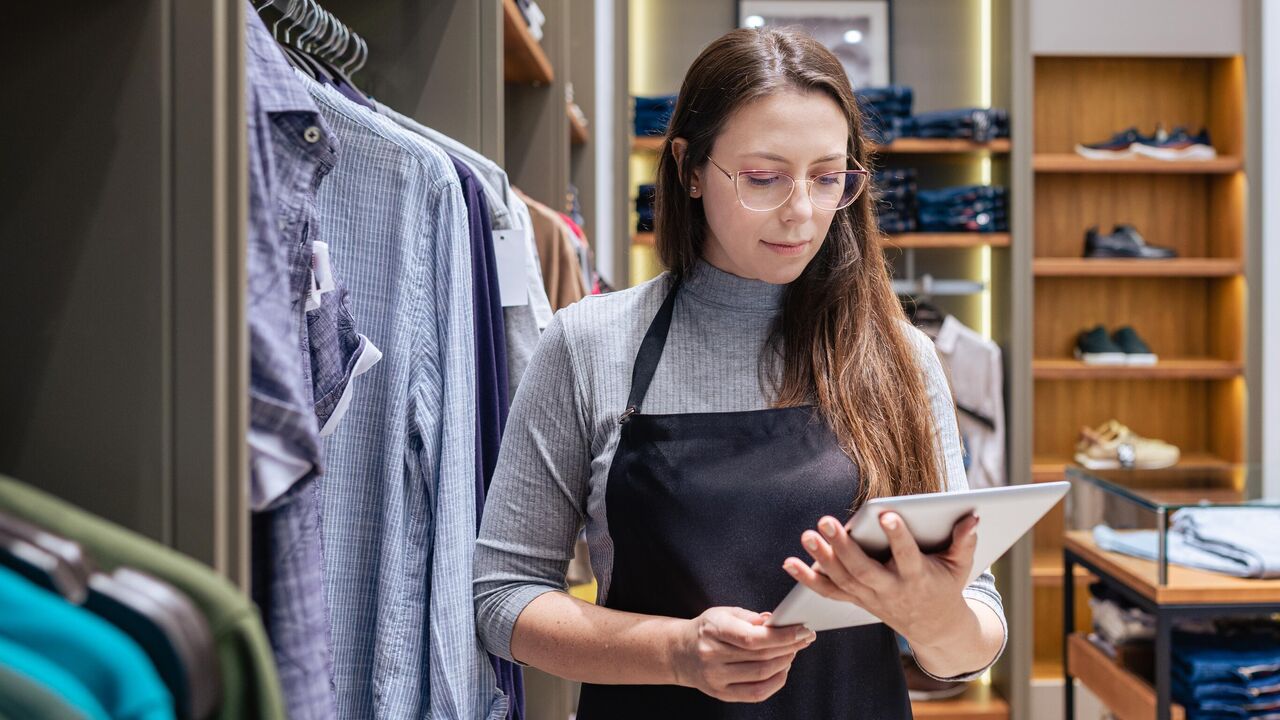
[810,171,868,210]
[735,171,795,211]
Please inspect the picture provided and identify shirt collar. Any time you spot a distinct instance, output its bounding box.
[682,258,787,314]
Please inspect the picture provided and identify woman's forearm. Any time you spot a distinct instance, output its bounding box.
[907,598,1005,680]
[509,591,685,685]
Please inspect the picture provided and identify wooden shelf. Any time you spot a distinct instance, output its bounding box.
[1032,454,1236,484]
[632,136,665,153]
[1066,531,1280,605]
[873,138,1011,154]
[1033,658,1063,682]
[630,136,1012,156]
[633,232,655,246]
[886,233,1011,249]
[569,104,589,146]
[1033,550,1095,587]
[502,0,553,85]
[1033,154,1241,174]
[1068,633,1186,720]
[1033,258,1243,277]
[1033,358,1244,381]
[911,684,1009,719]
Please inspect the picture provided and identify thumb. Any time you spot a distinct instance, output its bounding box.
[724,607,767,625]
[945,514,980,574]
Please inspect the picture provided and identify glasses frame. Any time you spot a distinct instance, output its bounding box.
[705,155,872,212]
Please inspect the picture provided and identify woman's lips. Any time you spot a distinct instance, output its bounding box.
[761,239,809,256]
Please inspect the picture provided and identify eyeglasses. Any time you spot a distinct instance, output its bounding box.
[705,156,871,212]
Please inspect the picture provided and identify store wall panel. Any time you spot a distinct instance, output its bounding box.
[1030,0,1243,58]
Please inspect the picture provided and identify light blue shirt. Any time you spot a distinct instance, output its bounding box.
[306,77,505,720]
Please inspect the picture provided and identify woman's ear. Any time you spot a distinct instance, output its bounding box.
[670,137,703,198]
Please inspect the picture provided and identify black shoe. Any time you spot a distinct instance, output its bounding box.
[1112,326,1157,366]
[1075,325,1128,365]
[1083,224,1177,259]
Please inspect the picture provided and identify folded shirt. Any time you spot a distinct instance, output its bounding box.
[1174,508,1280,579]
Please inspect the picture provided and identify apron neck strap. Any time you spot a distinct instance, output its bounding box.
[621,279,680,421]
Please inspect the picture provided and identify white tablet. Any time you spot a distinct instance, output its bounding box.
[767,481,1070,631]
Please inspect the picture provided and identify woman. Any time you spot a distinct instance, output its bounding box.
[475,27,1006,717]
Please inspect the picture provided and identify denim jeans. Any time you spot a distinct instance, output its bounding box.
[917,185,1008,205]
[913,108,1010,142]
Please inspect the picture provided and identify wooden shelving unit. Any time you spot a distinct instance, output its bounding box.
[1032,359,1244,380]
[502,0,554,85]
[631,135,664,153]
[887,233,1011,249]
[1028,54,1249,684]
[911,685,1009,719]
[631,136,1012,156]
[632,231,654,246]
[1067,633,1186,720]
[1032,258,1243,277]
[1033,154,1241,174]
[875,138,1012,154]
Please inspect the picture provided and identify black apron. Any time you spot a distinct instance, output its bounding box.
[576,281,911,719]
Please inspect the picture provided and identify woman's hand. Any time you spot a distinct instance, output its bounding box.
[782,512,980,656]
[670,606,817,703]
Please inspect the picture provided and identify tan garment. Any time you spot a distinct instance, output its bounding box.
[516,189,588,311]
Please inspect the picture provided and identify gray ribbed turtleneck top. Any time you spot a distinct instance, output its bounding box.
[474,258,1006,679]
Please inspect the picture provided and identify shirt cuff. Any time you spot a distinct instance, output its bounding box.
[907,587,1008,683]
[477,583,564,665]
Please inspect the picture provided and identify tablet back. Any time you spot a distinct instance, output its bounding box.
[768,481,1070,631]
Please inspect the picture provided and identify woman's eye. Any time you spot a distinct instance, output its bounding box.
[745,174,780,187]
[815,174,842,186]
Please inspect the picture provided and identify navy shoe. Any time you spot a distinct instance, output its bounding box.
[1133,125,1217,161]
[1112,326,1157,366]
[1074,126,1159,160]
[1083,224,1177,259]
[1075,325,1128,366]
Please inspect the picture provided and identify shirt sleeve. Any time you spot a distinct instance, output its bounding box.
[903,323,1008,682]
[474,309,592,663]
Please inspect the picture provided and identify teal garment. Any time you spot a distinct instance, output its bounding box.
[0,567,174,720]
[0,637,106,720]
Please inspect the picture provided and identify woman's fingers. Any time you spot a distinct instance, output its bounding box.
[709,608,816,651]
[880,511,924,577]
[722,667,791,703]
[941,514,980,578]
[808,516,893,591]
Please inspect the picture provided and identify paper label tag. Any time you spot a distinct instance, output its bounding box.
[313,241,336,294]
[304,241,336,312]
[493,229,531,307]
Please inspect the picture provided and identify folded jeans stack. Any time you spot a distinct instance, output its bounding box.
[1174,633,1280,719]
[912,108,1010,143]
[855,85,915,145]
[1093,507,1280,579]
[636,184,655,233]
[874,169,918,234]
[916,185,1009,233]
[633,95,677,138]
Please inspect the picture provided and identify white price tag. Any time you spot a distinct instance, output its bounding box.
[493,229,531,307]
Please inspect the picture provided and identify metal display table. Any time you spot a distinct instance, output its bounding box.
[1062,466,1280,720]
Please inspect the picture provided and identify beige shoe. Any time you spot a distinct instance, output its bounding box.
[1074,420,1180,470]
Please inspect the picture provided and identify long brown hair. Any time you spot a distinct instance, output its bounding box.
[654,27,946,504]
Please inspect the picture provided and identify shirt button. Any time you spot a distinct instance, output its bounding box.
[303,126,321,144]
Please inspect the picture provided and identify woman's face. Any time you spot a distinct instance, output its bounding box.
[676,89,851,285]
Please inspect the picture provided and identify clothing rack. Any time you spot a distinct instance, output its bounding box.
[255,0,366,74]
